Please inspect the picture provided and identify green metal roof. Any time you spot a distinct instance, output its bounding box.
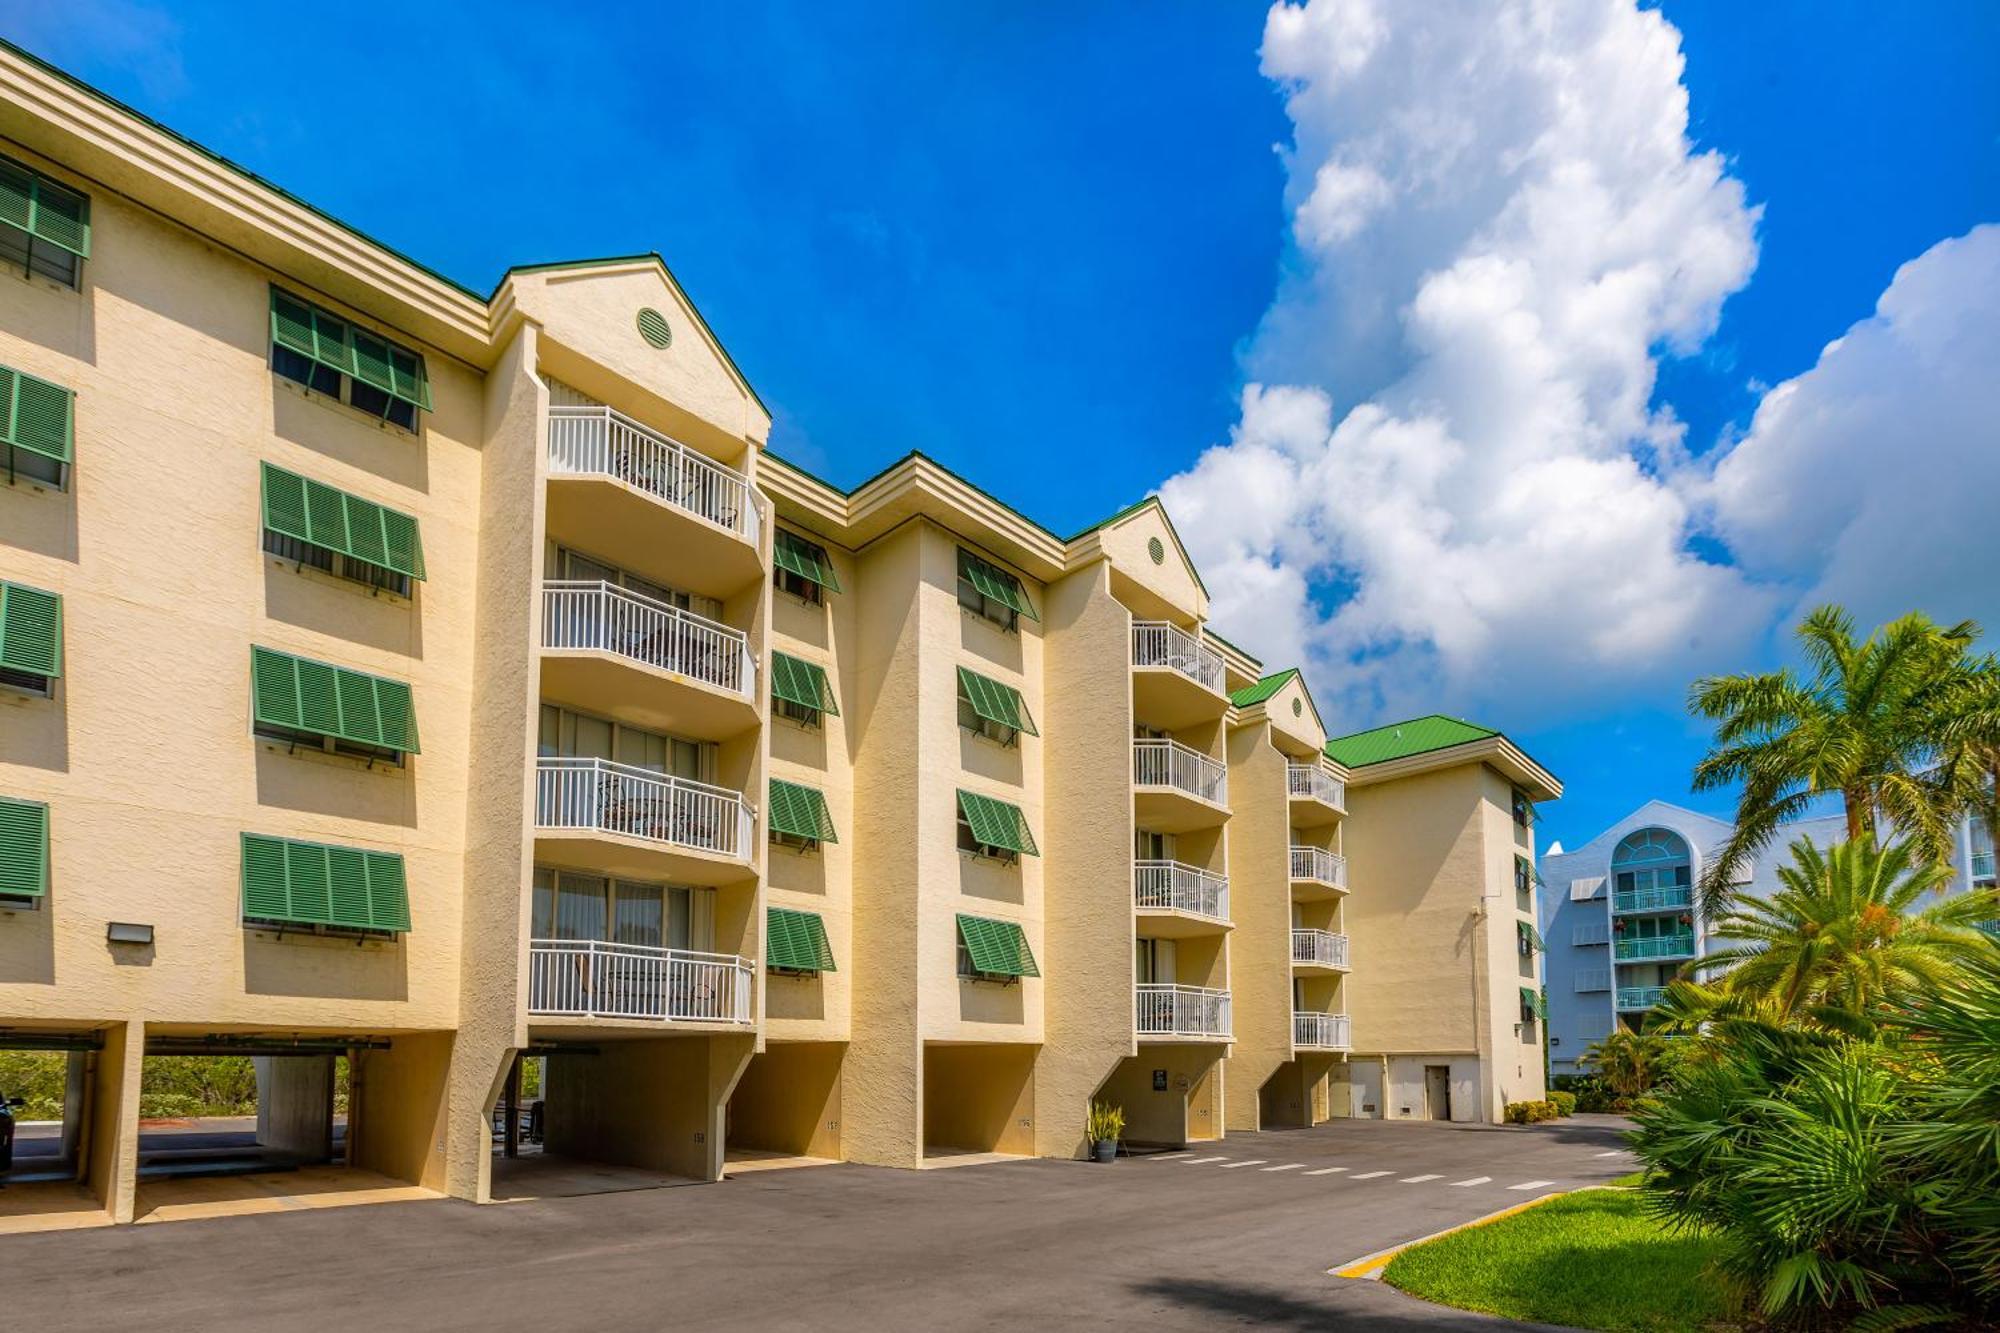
[1229,668,1299,709]
[1324,715,1501,768]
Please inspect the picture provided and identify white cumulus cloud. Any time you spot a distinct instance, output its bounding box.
[1163,0,1775,723]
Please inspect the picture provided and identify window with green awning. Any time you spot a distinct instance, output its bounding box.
[771,652,838,722]
[269,287,431,428]
[0,581,62,685]
[773,529,840,597]
[956,913,1039,979]
[957,666,1038,741]
[241,832,410,933]
[0,153,91,265]
[766,906,835,974]
[1517,920,1544,956]
[0,364,74,488]
[1519,986,1547,1020]
[0,797,49,900]
[252,645,419,758]
[956,548,1038,627]
[262,462,426,585]
[769,778,837,847]
[956,789,1038,858]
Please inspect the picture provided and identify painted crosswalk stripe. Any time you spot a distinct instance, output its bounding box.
[1349,1170,1392,1180]
[1304,1166,1349,1176]
[1149,1152,1194,1161]
[1451,1176,1492,1187]
[1261,1163,1306,1172]
[1219,1159,1268,1169]
[1399,1174,1443,1183]
[1181,1156,1228,1165]
[1509,1179,1556,1191]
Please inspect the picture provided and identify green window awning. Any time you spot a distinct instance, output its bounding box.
[1520,986,1548,1019]
[1518,920,1545,953]
[957,667,1038,736]
[766,907,835,973]
[241,832,410,932]
[769,778,838,843]
[957,913,1039,978]
[270,287,432,413]
[958,549,1038,622]
[262,462,426,581]
[0,154,90,259]
[773,529,841,594]
[0,581,62,678]
[771,652,839,716]
[252,646,420,755]
[957,789,1038,856]
[0,797,49,899]
[0,364,74,466]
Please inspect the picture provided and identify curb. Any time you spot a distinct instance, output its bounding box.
[1330,1191,1566,1280]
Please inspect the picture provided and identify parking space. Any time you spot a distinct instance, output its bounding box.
[0,1117,1635,1330]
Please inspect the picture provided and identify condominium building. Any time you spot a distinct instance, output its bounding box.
[1540,800,1998,1075]
[0,42,1558,1227]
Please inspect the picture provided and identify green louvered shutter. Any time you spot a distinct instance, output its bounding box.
[240,833,293,921]
[766,907,835,973]
[958,550,1038,622]
[956,789,1038,856]
[956,667,1037,736]
[771,652,838,716]
[1520,986,1547,1019]
[957,914,1039,978]
[0,797,49,899]
[773,529,841,593]
[350,329,396,397]
[0,155,90,258]
[388,346,431,413]
[0,366,75,465]
[768,778,837,843]
[0,582,62,678]
[364,850,411,931]
[251,646,420,755]
[241,833,409,932]
[269,288,429,413]
[261,463,427,582]
[271,289,318,361]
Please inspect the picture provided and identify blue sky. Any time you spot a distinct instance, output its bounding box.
[5,1,1996,852]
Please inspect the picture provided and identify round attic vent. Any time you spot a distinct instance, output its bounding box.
[636,307,673,349]
[1293,697,1303,717]
[1147,536,1165,565]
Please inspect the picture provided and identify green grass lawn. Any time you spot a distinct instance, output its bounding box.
[1381,1187,1739,1332]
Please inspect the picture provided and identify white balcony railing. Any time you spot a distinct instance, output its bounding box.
[1291,928,1350,969]
[547,403,759,543]
[1133,860,1230,922]
[1293,1012,1352,1050]
[535,756,755,860]
[542,581,755,698]
[1289,845,1349,889]
[1135,984,1232,1038]
[528,939,753,1023]
[1130,621,1225,694]
[1132,738,1228,805]
[1972,849,1995,883]
[1287,764,1346,809]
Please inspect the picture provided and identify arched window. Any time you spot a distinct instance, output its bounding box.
[1610,828,1692,900]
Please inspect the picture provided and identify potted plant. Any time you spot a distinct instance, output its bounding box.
[1086,1100,1124,1162]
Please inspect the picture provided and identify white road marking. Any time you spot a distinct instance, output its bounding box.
[1219,1159,1268,1169]
[1451,1176,1493,1187]
[1349,1170,1392,1180]
[1149,1152,1194,1161]
[1399,1174,1443,1183]
[1304,1166,1349,1176]
[1509,1179,1556,1191]
[1180,1156,1228,1165]
[1261,1163,1306,1172]
[1593,1150,1625,1159]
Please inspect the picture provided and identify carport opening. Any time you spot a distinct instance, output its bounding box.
[136,1045,352,1182]
[725,1041,842,1167]
[490,1041,716,1200]
[0,1036,95,1185]
[922,1043,1035,1161]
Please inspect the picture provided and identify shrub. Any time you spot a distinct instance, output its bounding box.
[1504,1100,1560,1125]
[1085,1100,1125,1143]
[0,1049,69,1120]
[1548,1089,1576,1117]
[137,1092,202,1119]
[139,1056,258,1117]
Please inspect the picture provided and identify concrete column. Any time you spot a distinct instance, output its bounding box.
[254,1055,334,1160]
[84,1020,142,1224]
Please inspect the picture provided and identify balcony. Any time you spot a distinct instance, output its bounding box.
[1613,885,1693,914]
[1615,985,1667,1011]
[1286,764,1346,827]
[539,581,758,740]
[1132,738,1229,832]
[1130,621,1227,728]
[1290,845,1349,899]
[1293,1012,1352,1050]
[1133,860,1230,933]
[534,756,755,884]
[528,939,753,1025]
[1613,932,1696,961]
[545,404,762,600]
[1291,928,1350,971]
[1972,849,1995,884]
[1135,984,1232,1039]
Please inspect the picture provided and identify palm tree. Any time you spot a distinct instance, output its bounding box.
[1688,604,1980,916]
[1580,1029,1682,1101]
[1926,649,2000,845]
[1690,836,1997,1026]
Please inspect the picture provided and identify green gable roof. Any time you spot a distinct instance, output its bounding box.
[1324,714,1500,768]
[1229,668,1299,709]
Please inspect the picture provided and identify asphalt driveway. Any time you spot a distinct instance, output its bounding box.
[0,1115,1635,1330]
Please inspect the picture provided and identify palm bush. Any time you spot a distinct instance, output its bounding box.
[1579,1029,1691,1106]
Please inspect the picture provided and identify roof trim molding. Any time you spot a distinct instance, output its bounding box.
[1343,735,1562,801]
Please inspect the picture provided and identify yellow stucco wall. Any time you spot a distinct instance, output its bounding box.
[1221,721,1296,1130]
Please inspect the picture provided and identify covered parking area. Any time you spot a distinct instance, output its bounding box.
[0,1023,120,1233]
